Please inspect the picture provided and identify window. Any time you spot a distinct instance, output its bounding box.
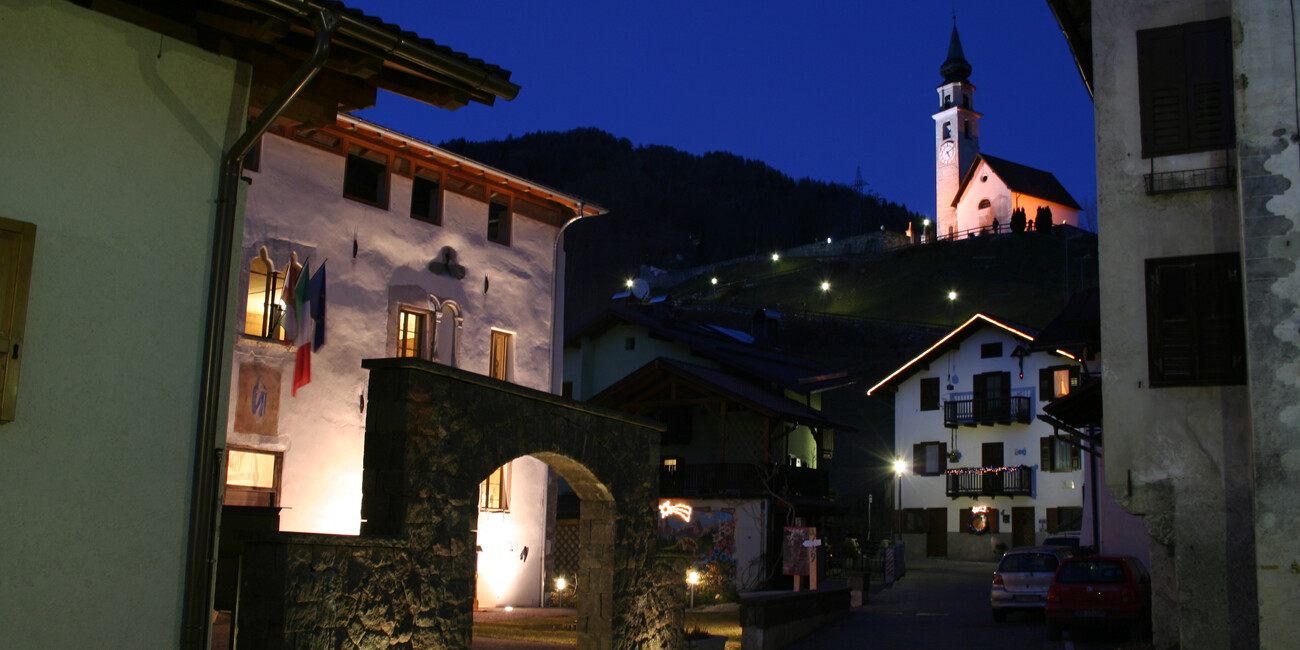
[480,463,511,511]
[662,456,680,472]
[912,441,947,476]
[1041,435,1081,472]
[1046,506,1083,533]
[1039,366,1080,400]
[433,299,462,367]
[964,119,971,138]
[625,337,636,351]
[902,508,928,534]
[410,169,442,225]
[973,371,1011,420]
[1137,18,1234,157]
[978,198,992,209]
[488,193,511,245]
[224,448,282,507]
[981,342,1003,358]
[244,247,288,340]
[943,122,952,140]
[0,216,36,423]
[343,144,389,207]
[1145,252,1247,387]
[397,308,427,359]
[489,330,512,380]
[920,377,940,411]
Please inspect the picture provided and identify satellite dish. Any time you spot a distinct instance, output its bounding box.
[630,278,650,301]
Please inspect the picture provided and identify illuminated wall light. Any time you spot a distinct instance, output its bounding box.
[972,505,990,514]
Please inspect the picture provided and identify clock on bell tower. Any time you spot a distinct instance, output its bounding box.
[933,23,981,240]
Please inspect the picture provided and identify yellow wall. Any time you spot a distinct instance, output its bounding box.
[0,0,243,645]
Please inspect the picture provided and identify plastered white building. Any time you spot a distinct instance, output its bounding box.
[228,114,602,608]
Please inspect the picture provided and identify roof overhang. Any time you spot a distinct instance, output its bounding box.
[1045,0,1093,99]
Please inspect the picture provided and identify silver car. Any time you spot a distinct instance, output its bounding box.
[991,545,1074,622]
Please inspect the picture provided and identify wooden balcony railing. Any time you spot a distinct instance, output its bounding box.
[945,465,1033,498]
[659,462,829,499]
[943,388,1034,427]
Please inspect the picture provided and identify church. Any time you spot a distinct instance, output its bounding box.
[933,25,1082,239]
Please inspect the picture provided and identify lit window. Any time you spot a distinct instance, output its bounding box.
[1041,436,1081,472]
[662,457,679,472]
[490,330,512,380]
[397,309,426,358]
[224,448,282,507]
[244,247,287,340]
[480,463,511,511]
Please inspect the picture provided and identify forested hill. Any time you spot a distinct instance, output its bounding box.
[439,129,923,322]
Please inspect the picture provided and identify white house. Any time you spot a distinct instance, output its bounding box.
[868,314,1095,561]
[227,113,602,609]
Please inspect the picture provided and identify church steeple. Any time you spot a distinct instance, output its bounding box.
[940,24,972,83]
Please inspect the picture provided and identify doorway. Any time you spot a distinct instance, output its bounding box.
[1012,507,1036,548]
[926,508,948,557]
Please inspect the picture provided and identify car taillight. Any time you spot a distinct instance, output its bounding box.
[993,574,1004,586]
[1046,586,1060,603]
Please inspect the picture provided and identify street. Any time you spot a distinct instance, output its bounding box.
[789,558,1152,649]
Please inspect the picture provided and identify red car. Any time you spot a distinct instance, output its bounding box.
[1045,555,1152,641]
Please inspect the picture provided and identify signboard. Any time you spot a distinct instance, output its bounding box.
[782,526,815,575]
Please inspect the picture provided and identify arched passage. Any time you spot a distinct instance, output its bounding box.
[353,357,676,648]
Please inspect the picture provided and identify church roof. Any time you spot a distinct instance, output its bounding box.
[952,153,1082,210]
[940,24,973,83]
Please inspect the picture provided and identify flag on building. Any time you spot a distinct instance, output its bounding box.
[292,260,312,396]
[310,263,326,351]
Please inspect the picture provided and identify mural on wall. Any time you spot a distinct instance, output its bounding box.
[658,503,737,595]
[234,363,281,436]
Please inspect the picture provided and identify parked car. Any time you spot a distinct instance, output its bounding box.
[1042,531,1082,552]
[990,546,1074,622]
[1045,555,1152,641]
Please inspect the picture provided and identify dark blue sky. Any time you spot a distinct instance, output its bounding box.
[351,0,1096,226]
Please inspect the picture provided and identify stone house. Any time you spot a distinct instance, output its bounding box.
[564,303,855,591]
[1049,0,1300,646]
[0,0,519,646]
[867,313,1096,561]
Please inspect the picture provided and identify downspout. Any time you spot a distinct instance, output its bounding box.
[181,7,338,648]
[549,203,586,394]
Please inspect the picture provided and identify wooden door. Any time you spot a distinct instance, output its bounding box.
[1013,507,1036,548]
[926,508,947,557]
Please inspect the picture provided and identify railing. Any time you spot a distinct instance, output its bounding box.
[945,465,1034,498]
[659,462,829,499]
[1144,165,1234,195]
[943,388,1034,426]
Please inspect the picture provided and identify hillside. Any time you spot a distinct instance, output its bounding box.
[437,128,924,325]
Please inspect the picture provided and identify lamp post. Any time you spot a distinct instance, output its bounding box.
[687,569,700,609]
[893,459,907,541]
[922,218,931,243]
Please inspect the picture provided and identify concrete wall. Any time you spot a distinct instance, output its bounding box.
[891,324,1090,558]
[0,0,244,645]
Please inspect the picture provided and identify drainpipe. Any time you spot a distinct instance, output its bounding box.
[181,7,337,648]
[549,203,587,394]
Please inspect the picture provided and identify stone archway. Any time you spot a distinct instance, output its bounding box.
[356,358,676,649]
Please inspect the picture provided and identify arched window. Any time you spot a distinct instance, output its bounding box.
[244,247,287,339]
[943,122,952,140]
[978,199,992,209]
[431,297,462,367]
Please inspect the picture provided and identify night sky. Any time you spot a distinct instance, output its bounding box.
[350,0,1096,227]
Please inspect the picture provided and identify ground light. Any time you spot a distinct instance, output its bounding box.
[687,569,700,608]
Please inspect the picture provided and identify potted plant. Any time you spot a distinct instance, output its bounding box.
[683,627,727,650]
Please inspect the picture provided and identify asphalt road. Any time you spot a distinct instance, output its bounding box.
[788,557,1152,650]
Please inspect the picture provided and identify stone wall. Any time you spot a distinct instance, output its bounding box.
[237,358,674,648]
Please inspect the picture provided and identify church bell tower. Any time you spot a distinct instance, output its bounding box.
[933,23,981,239]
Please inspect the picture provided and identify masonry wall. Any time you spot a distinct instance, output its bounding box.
[0,1,245,645]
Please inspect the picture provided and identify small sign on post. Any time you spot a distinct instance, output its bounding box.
[782,526,818,591]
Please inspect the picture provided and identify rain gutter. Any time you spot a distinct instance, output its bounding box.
[181,6,337,648]
[550,203,587,394]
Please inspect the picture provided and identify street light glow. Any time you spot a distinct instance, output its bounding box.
[710,277,718,285]
[820,281,831,292]
[947,291,957,301]
[771,253,780,262]
[555,577,567,591]
[625,279,634,288]
[687,570,700,585]
[894,459,907,475]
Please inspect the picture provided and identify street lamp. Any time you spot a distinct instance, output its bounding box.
[820,281,831,292]
[686,569,700,609]
[922,218,931,243]
[771,252,780,262]
[894,459,907,541]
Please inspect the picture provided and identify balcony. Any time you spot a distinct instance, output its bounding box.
[943,388,1034,427]
[659,462,829,499]
[945,465,1033,499]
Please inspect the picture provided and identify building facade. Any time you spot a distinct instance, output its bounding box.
[229,114,599,608]
[869,315,1093,561]
[1050,0,1300,646]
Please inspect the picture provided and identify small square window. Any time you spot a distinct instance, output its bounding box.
[480,463,511,511]
[224,448,282,507]
[625,337,636,350]
[343,146,388,207]
[488,194,511,245]
[411,171,442,225]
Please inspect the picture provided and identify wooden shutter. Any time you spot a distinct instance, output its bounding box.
[920,377,940,411]
[1040,437,1054,471]
[1070,441,1082,471]
[988,509,1001,533]
[1146,253,1246,386]
[1138,18,1234,157]
[959,508,972,534]
[913,442,925,476]
[1046,507,1060,534]
[938,442,948,475]
[0,217,36,423]
[1039,368,1054,400]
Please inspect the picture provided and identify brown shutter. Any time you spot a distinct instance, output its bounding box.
[939,443,948,474]
[959,508,972,534]
[988,509,1001,533]
[1138,23,1190,156]
[1147,253,1247,387]
[1147,259,1198,384]
[0,217,36,423]
[1046,507,1060,534]
[1039,368,1053,399]
[913,443,925,476]
[1138,18,1234,157]
[1070,441,1082,471]
[1040,437,1054,471]
[1184,18,1235,152]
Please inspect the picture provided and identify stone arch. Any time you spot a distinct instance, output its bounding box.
[356,358,676,649]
